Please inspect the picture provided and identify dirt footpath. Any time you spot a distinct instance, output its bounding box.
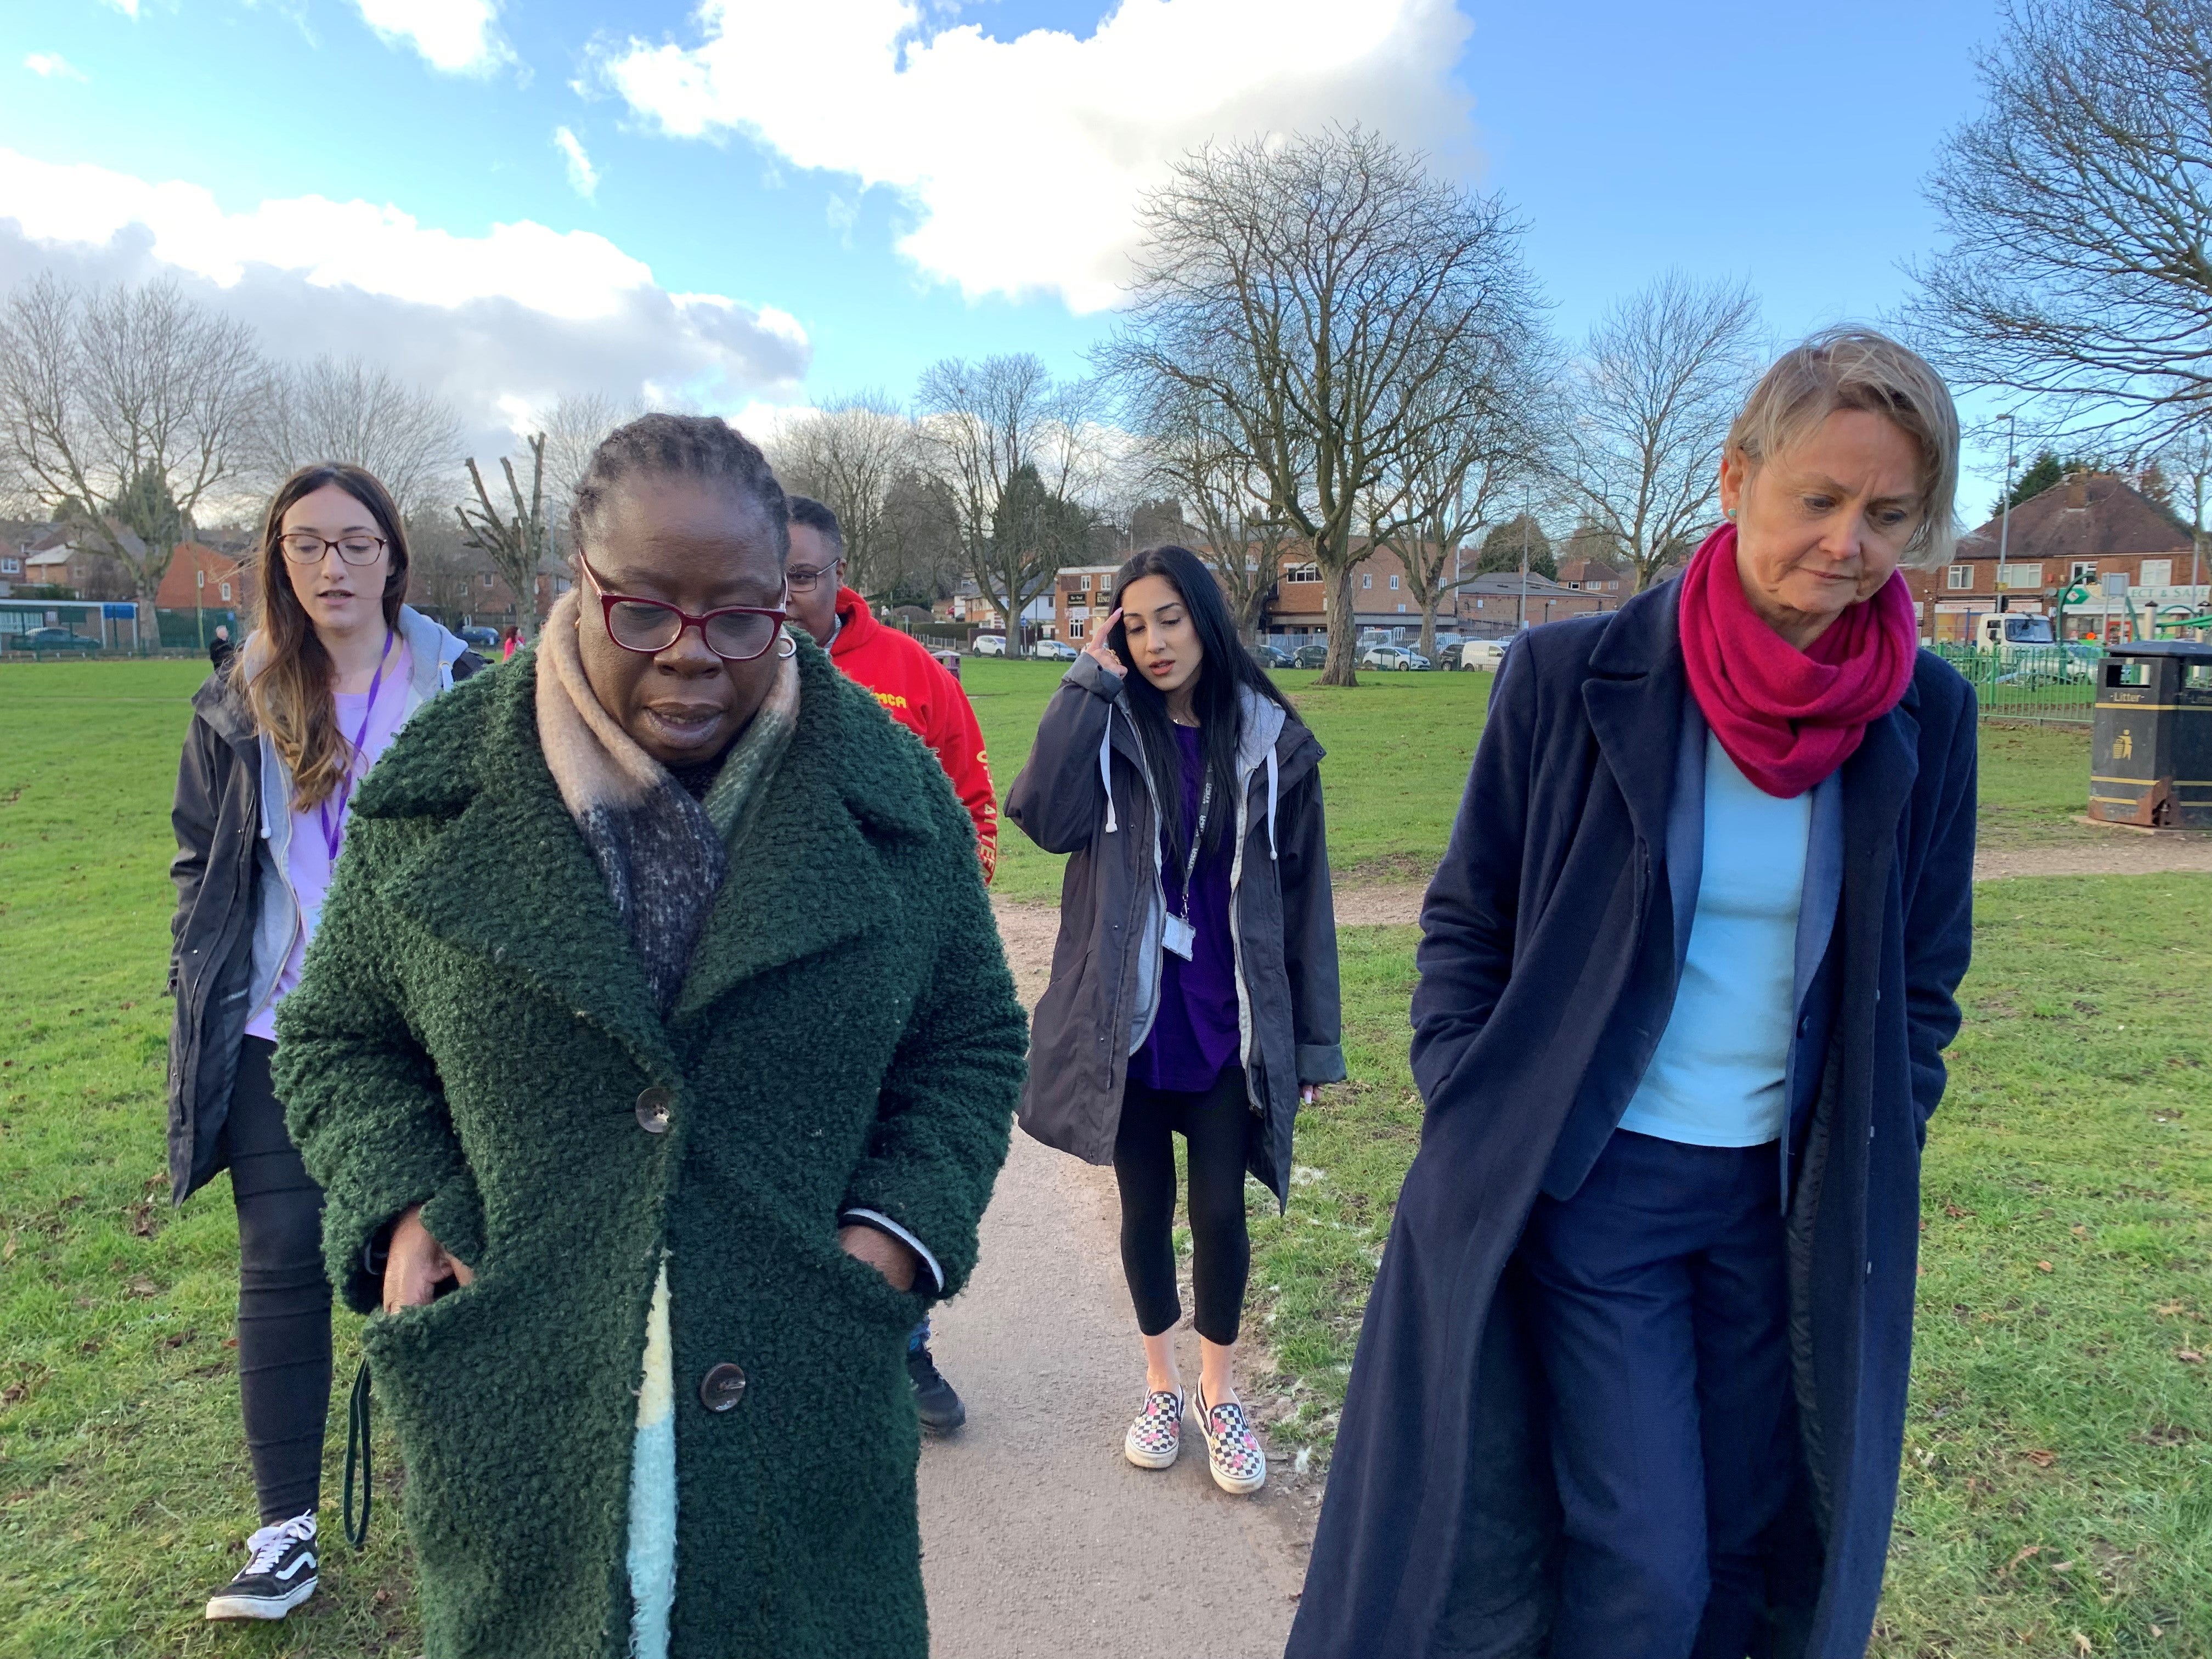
[916,904,1313,1659]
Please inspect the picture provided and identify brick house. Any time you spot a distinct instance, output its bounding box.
[1904,471,2206,642]
[1556,556,1628,594]
[156,542,254,613]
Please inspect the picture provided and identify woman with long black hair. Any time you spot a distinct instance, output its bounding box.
[1008,544,1344,1496]
[166,463,482,1621]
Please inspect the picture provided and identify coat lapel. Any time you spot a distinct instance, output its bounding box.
[1839,686,1921,925]
[380,665,679,1083]
[671,656,906,1024]
[1581,586,1686,854]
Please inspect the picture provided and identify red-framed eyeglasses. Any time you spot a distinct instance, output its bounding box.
[575,549,789,662]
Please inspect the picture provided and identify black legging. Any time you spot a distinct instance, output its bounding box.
[1113,1064,1252,1346]
[219,1037,332,1523]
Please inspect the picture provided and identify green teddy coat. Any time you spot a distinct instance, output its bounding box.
[272,643,1026,1659]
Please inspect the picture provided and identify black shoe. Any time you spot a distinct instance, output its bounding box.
[205,1511,319,1621]
[907,1343,967,1435]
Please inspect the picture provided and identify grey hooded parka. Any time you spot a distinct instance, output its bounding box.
[165,605,480,1203]
[1006,652,1345,1206]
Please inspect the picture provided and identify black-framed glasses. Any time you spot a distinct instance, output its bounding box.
[785,558,842,592]
[279,531,386,566]
[576,549,788,662]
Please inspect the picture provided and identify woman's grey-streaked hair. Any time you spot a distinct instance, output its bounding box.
[1726,326,1961,569]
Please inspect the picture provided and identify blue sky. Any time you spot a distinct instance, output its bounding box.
[2,0,2014,507]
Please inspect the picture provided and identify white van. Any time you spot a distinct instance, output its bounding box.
[1457,639,1507,670]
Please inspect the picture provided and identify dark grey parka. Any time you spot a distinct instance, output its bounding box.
[165,607,479,1202]
[1006,652,1345,1205]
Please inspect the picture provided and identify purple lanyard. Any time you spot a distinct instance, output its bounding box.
[317,630,394,862]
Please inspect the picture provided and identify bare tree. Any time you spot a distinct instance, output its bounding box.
[404,504,484,624]
[1910,0,2212,452]
[0,274,264,612]
[768,392,916,595]
[261,354,462,516]
[539,392,642,545]
[2157,425,2212,592]
[456,435,550,642]
[1105,126,1536,684]
[1132,385,1298,640]
[915,353,1099,651]
[1369,321,1558,655]
[1556,273,1761,592]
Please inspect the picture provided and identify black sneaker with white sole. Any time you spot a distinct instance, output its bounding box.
[906,1342,967,1435]
[205,1511,319,1621]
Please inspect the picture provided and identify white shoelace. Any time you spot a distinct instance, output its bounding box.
[240,1513,315,1577]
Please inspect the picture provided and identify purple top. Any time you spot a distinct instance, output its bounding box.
[246,644,414,1041]
[1130,724,1242,1093]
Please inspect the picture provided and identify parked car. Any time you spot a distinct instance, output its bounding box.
[457,625,501,652]
[6,627,101,654]
[1291,643,1330,669]
[1361,644,1431,672]
[972,633,1007,657]
[1454,639,1508,671]
[1031,639,1079,662]
[1250,644,1292,668]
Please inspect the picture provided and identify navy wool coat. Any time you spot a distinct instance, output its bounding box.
[1288,584,1977,1659]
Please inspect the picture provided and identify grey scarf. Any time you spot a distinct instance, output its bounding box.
[534,590,800,1014]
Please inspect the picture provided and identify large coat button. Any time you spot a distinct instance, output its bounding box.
[635,1087,672,1133]
[699,1363,747,1412]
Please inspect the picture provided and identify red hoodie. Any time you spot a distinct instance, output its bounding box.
[827,587,998,883]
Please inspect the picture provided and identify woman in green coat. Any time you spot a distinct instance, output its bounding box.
[273,414,1026,1659]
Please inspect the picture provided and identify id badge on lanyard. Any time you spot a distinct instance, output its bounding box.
[1161,769,1211,961]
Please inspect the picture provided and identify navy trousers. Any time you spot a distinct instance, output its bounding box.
[1519,1130,1796,1659]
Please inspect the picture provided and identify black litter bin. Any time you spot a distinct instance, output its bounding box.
[2090,639,2212,828]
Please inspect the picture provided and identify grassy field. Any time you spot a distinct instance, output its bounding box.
[0,656,2198,1657]
[1247,879,2211,1658]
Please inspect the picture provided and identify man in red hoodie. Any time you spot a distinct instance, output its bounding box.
[787,496,998,885]
[786,495,995,1434]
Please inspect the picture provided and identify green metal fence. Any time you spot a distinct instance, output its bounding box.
[1928,642,2103,727]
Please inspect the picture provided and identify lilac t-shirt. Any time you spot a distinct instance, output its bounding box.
[245,645,414,1041]
[1130,724,1242,1093]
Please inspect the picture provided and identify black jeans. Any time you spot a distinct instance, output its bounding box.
[219,1037,333,1523]
[1113,1064,1252,1346]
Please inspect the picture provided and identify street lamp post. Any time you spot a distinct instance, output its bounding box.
[1994,413,2017,616]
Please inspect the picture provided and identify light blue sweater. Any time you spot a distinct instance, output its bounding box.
[1618,729,1812,1147]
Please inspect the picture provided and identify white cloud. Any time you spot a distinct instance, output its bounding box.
[554,126,599,201]
[600,0,1475,313]
[352,0,510,76]
[24,53,89,81]
[0,149,810,454]
[100,0,141,15]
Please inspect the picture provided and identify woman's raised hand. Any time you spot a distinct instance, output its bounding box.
[1082,609,1127,679]
[382,1203,474,1313]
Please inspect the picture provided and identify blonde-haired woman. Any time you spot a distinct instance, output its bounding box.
[166,463,481,1621]
[1293,330,1978,1659]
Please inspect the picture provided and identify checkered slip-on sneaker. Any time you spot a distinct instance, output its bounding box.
[1197,1388,1267,1494]
[1124,1388,1185,1470]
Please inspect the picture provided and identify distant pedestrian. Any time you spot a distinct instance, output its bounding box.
[207,623,233,676]
[274,414,1024,1659]
[1290,329,1979,1659]
[1008,544,1344,1496]
[499,625,521,661]
[165,463,482,1622]
[783,492,999,1434]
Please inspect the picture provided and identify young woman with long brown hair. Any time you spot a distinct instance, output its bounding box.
[165,462,483,1621]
